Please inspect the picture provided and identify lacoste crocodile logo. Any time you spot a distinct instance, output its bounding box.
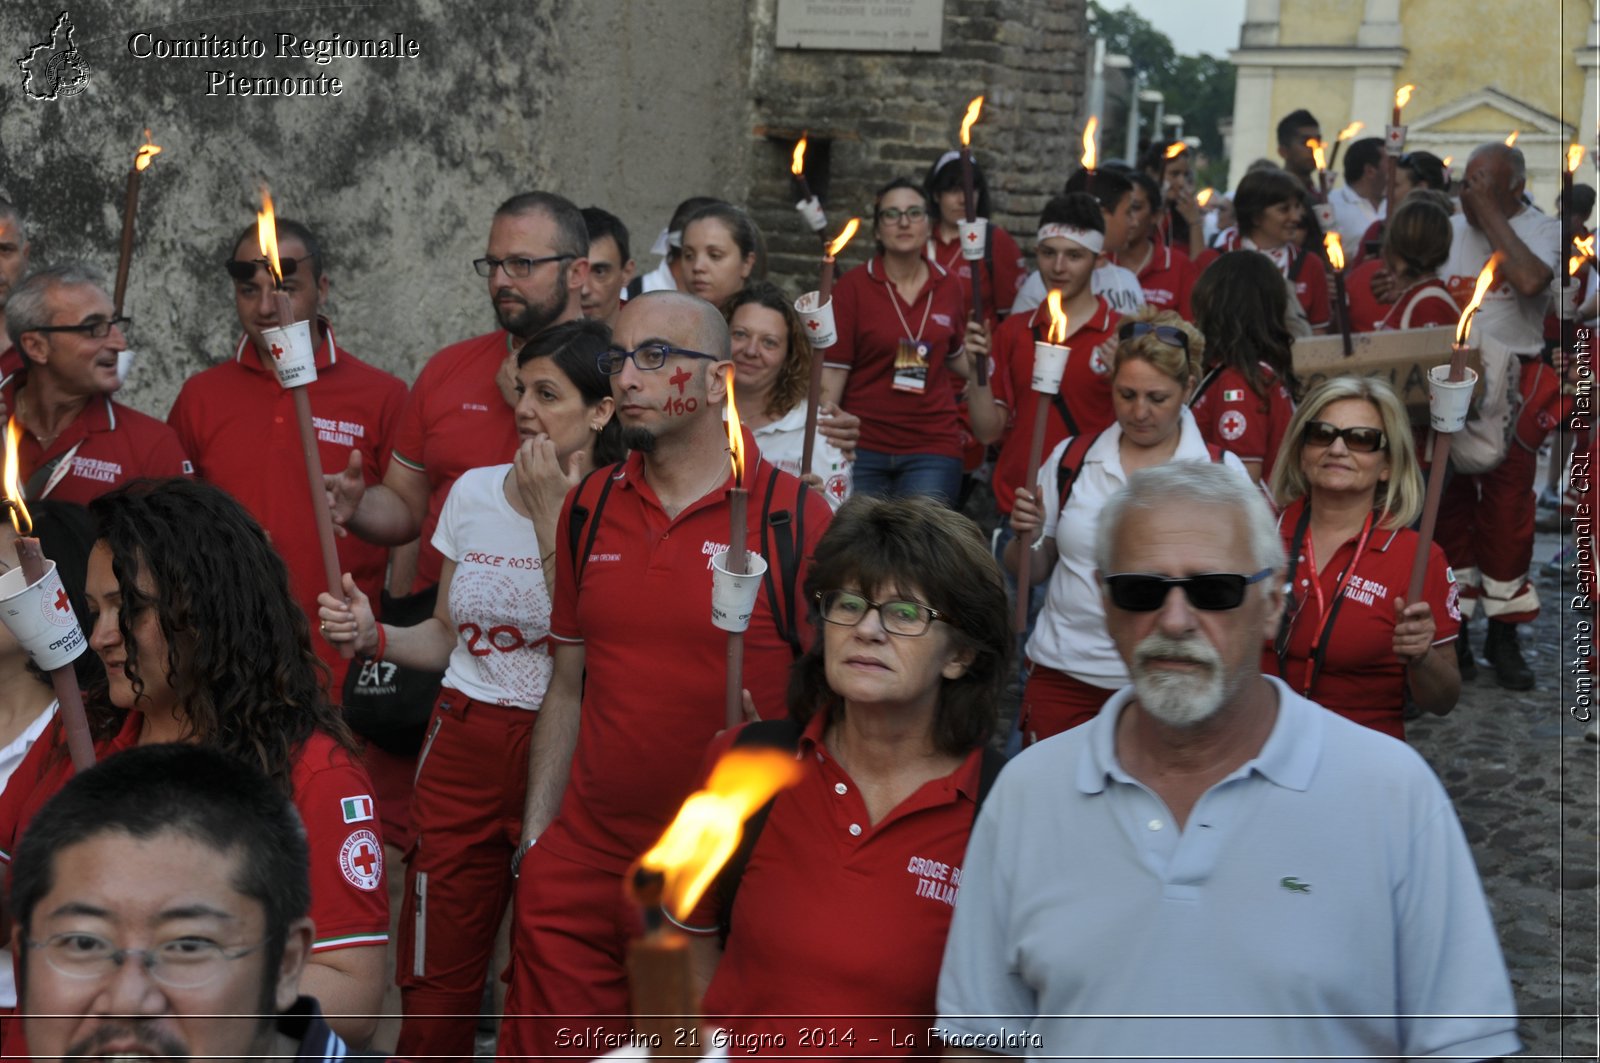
[1280,876,1312,894]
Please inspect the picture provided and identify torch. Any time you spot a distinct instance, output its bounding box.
[1406,254,1502,607]
[113,130,162,319]
[1308,139,1338,237]
[791,134,828,240]
[1504,130,1519,147]
[958,96,987,324]
[1386,84,1415,214]
[256,188,351,659]
[713,375,760,730]
[0,421,94,771]
[1326,121,1365,175]
[1324,232,1352,356]
[627,746,804,1054]
[1015,291,1070,634]
[1082,118,1102,198]
[801,218,860,475]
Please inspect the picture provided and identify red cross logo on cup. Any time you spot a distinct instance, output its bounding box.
[269,343,284,360]
[54,589,70,613]
[806,318,820,331]
[966,230,980,243]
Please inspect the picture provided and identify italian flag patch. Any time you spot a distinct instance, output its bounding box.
[1222,389,1245,401]
[341,795,374,824]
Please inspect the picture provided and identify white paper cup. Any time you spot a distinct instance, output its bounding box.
[957,218,987,261]
[0,560,88,671]
[795,196,827,233]
[1032,342,1070,393]
[262,320,318,389]
[1428,365,1479,433]
[116,349,136,385]
[794,291,837,349]
[710,550,770,633]
[1384,124,1407,155]
[1312,203,1337,232]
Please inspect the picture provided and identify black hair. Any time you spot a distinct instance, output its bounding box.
[924,152,991,218]
[15,500,105,693]
[1560,184,1597,221]
[495,191,589,260]
[1397,150,1450,192]
[514,317,625,465]
[1191,249,1301,401]
[666,197,726,262]
[230,218,324,281]
[1342,137,1386,185]
[1127,169,1163,212]
[871,177,934,254]
[581,206,631,265]
[1064,167,1133,216]
[1039,192,1106,234]
[1276,109,1320,146]
[1232,168,1305,237]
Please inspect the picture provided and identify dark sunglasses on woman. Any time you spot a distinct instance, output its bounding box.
[1301,420,1387,453]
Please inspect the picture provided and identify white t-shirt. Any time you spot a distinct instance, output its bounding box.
[0,700,56,1007]
[1443,207,1561,355]
[1328,184,1384,250]
[752,403,852,510]
[1011,264,1148,317]
[1025,409,1250,684]
[431,465,554,710]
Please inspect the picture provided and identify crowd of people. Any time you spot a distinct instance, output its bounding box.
[0,94,1583,1060]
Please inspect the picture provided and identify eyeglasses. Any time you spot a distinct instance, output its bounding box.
[1301,420,1387,453]
[224,255,317,282]
[596,343,720,375]
[876,207,928,225]
[27,932,269,989]
[1117,321,1190,353]
[1104,569,1273,612]
[817,590,941,636]
[27,315,130,339]
[473,253,575,278]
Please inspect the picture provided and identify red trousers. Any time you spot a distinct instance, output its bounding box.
[1436,431,1540,625]
[1020,664,1116,745]
[498,844,645,1061]
[396,691,535,1063]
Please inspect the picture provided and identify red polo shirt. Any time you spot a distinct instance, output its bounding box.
[1112,234,1195,319]
[1199,234,1332,331]
[1376,278,1459,330]
[699,712,984,1058]
[1263,498,1460,740]
[988,296,1120,513]
[390,330,520,589]
[541,444,832,874]
[1344,258,1389,333]
[167,325,408,687]
[1189,362,1297,479]
[825,258,967,459]
[4,383,191,506]
[926,224,1027,331]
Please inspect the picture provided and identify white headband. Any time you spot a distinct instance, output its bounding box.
[1036,224,1104,254]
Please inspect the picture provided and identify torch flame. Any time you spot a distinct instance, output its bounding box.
[725,368,746,486]
[1569,144,1586,174]
[638,748,804,918]
[826,217,860,258]
[1570,234,1595,276]
[1323,231,1345,271]
[1336,121,1365,142]
[1394,84,1414,111]
[1456,252,1503,346]
[256,186,284,284]
[791,135,808,177]
[1164,141,1184,159]
[960,96,984,147]
[1442,155,1453,168]
[1504,130,1519,147]
[1045,289,1068,345]
[134,129,162,172]
[1197,188,1215,207]
[1081,116,1098,171]
[1308,139,1328,172]
[3,418,31,536]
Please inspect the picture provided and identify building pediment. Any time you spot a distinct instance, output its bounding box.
[1408,86,1569,137]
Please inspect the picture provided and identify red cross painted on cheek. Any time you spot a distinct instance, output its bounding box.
[668,366,692,395]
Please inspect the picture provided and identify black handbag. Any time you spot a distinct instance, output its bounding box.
[339,585,444,755]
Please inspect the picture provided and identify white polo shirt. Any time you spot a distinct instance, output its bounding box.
[750,403,852,510]
[1443,207,1561,356]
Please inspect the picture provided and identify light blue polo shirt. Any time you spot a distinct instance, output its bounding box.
[936,676,1520,1061]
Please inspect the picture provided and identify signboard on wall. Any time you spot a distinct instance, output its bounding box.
[775,0,944,52]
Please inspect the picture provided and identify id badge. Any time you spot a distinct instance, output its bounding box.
[891,338,930,393]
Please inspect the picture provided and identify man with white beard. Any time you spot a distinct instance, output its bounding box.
[935,462,1520,1062]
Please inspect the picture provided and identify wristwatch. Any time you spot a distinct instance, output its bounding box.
[511,836,537,878]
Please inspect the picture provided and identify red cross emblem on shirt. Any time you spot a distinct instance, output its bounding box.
[269,343,284,361]
[54,589,70,613]
[668,366,692,395]
[351,842,378,876]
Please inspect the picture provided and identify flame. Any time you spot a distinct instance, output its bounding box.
[1081,116,1098,171]
[725,367,746,485]
[1308,138,1327,172]
[1394,84,1414,111]
[1571,234,1596,276]
[791,135,807,177]
[826,217,860,258]
[1569,144,1586,174]
[960,96,984,147]
[134,129,162,172]
[1323,231,1345,271]
[1504,130,1519,147]
[1456,252,1503,346]
[1044,289,1068,345]
[255,185,283,284]
[638,748,803,919]
[1197,188,1214,207]
[1164,141,1185,159]
[1442,155,1454,168]
[1336,121,1365,142]
[3,419,31,536]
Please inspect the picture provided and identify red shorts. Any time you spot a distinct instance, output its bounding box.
[1020,664,1116,745]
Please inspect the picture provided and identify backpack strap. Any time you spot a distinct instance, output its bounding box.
[715,718,805,947]
[1288,243,1309,282]
[975,746,1008,808]
[565,464,619,590]
[1033,321,1080,438]
[757,462,808,659]
[1053,430,1102,509]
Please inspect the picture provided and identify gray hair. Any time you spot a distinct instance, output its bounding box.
[1095,463,1286,584]
[5,263,108,350]
[1467,142,1526,189]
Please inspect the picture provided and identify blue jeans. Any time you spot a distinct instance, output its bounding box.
[852,449,964,504]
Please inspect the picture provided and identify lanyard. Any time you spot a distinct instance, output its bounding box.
[885,267,934,345]
[1277,505,1376,697]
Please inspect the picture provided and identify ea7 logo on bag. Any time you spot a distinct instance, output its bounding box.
[354,658,399,693]
[340,795,374,823]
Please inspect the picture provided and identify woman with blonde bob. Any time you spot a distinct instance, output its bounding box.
[1266,376,1460,738]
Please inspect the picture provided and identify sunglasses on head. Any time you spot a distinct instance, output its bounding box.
[1104,569,1273,612]
[1301,420,1387,453]
[223,254,317,282]
[1117,321,1189,353]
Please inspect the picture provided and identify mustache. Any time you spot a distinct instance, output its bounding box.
[1132,632,1220,671]
[495,288,525,304]
[68,1022,188,1062]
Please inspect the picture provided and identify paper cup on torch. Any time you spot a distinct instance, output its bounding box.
[957,218,987,261]
[1312,203,1337,233]
[796,196,828,233]
[1384,125,1407,155]
[262,320,318,389]
[711,550,770,632]
[1031,342,1070,394]
[0,560,88,671]
[794,290,837,349]
[1427,364,1479,433]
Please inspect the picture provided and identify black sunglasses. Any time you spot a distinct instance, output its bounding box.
[224,255,317,282]
[28,315,130,339]
[1105,569,1273,612]
[1117,321,1190,353]
[1302,420,1387,453]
